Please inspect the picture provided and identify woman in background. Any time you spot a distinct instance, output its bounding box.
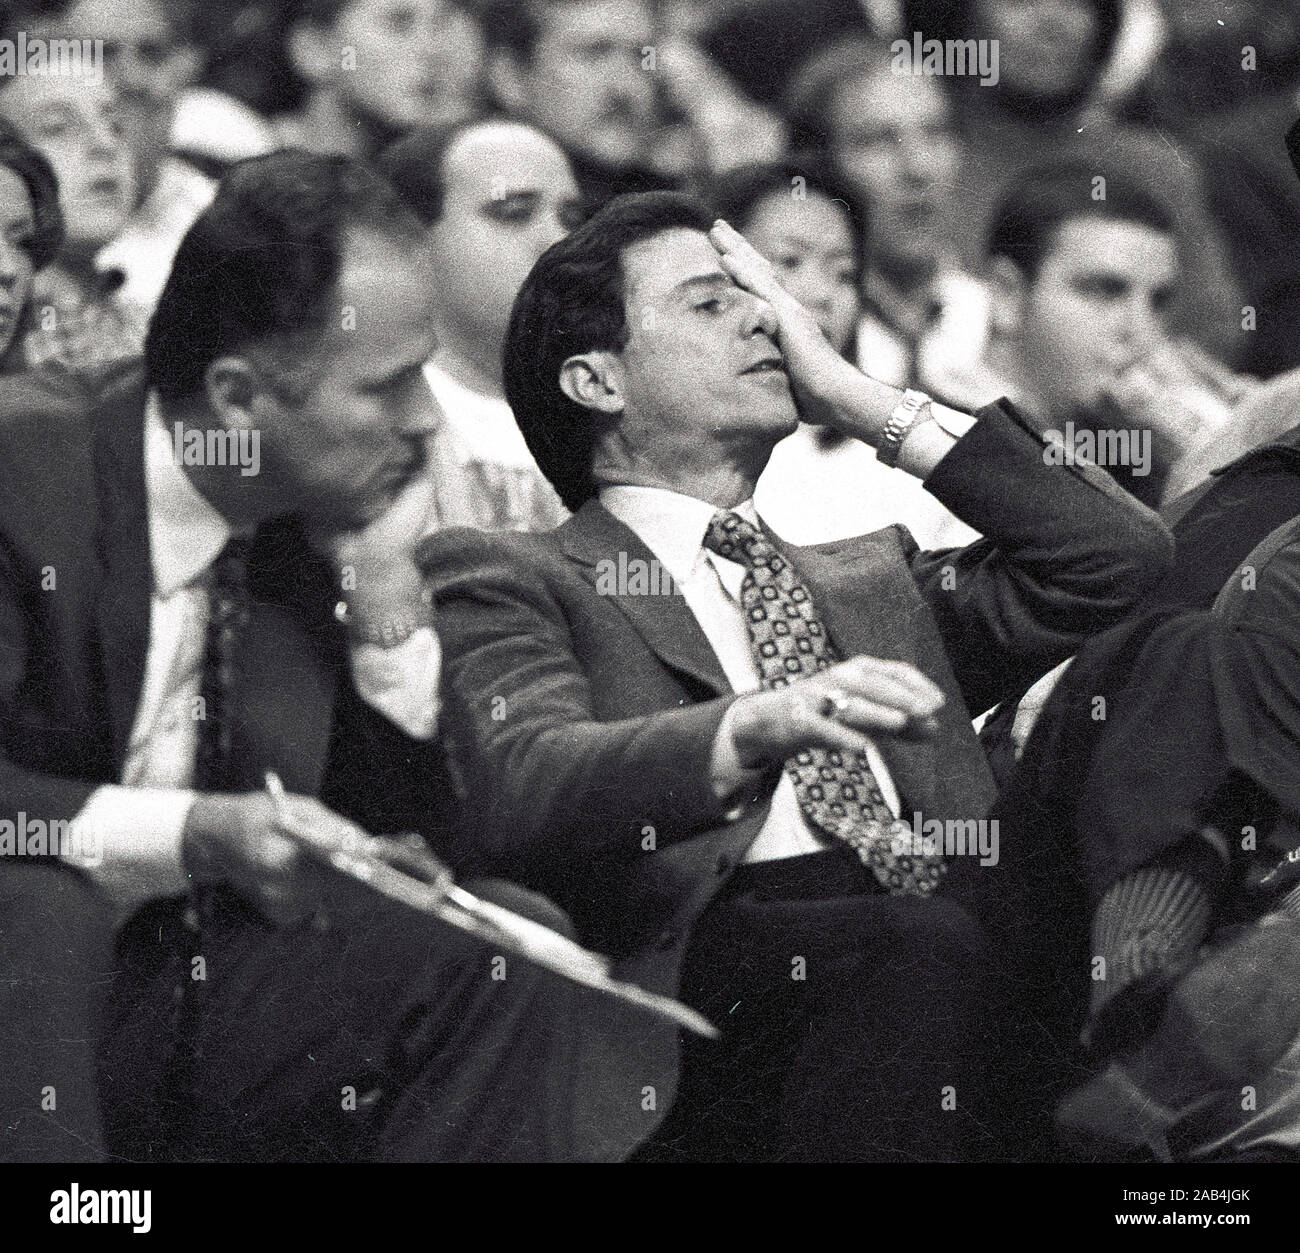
[0,123,63,375]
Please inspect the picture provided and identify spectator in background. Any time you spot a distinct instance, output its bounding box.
[276,0,485,158]
[482,0,668,208]
[185,1,306,124]
[707,160,976,547]
[0,69,142,379]
[1141,0,1300,131]
[0,124,63,375]
[380,118,577,531]
[786,36,989,395]
[946,0,1243,365]
[649,1,788,184]
[700,0,957,109]
[933,162,1244,510]
[5,0,217,320]
[1169,29,1300,381]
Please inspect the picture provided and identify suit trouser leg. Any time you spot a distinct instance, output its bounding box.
[644,849,1007,1162]
[100,877,588,1162]
[0,861,112,1161]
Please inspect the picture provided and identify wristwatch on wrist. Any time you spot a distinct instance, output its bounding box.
[878,388,932,470]
[334,587,434,648]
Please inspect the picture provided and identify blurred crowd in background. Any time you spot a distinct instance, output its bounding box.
[2,0,1300,542]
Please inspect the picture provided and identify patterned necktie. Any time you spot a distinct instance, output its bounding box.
[170,533,253,1150]
[193,533,253,793]
[703,510,945,897]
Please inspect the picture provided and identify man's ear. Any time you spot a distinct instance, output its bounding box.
[285,19,337,86]
[559,351,625,416]
[987,255,1029,338]
[203,356,264,431]
[486,50,529,113]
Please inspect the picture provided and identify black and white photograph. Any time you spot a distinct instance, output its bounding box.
[0,0,1294,1233]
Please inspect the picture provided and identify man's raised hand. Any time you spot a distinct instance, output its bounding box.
[709,218,857,426]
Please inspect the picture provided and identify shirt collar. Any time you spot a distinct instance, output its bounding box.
[143,392,232,597]
[598,484,760,586]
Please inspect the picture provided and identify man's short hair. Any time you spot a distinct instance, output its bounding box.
[145,149,426,405]
[0,119,62,269]
[705,159,870,287]
[286,0,354,27]
[377,117,500,227]
[505,189,713,512]
[480,0,625,62]
[987,161,1177,282]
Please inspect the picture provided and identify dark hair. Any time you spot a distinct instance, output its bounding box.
[0,0,72,41]
[481,0,623,62]
[286,0,353,26]
[145,148,426,404]
[378,117,502,226]
[987,161,1176,281]
[0,118,63,270]
[505,189,713,512]
[705,160,870,287]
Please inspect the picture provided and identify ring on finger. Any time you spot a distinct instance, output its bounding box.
[818,690,852,722]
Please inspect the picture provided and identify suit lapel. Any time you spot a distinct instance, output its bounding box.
[91,378,153,773]
[559,500,730,696]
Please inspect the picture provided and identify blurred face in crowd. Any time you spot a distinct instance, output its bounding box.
[569,228,796,483]
[28,0,199,198]
[1006,216,1178,420]
[426,121,584,353]
[0,167,36,357]
[0,75,135,255]
[827,69,958,276]
[974,0,1102,101]
[494,0,657,170]
[293,0,484,135]
[244,230,442,529]
[738,189,861,356]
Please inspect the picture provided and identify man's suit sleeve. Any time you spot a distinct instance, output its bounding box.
[0,384,104,829]
[425,529,743,876]
[0,541,99,825]
[910,399,1175,716]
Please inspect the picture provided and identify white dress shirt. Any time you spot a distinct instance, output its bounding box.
[96,158,217,321]
[422,361,569,534]
[64,399,441,910]
[600,486,901,863]
[756,423,981,550]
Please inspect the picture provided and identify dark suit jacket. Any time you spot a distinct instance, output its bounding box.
[424,399,1172,1159]
[0,368,445,865]
[981,513,1300,1157]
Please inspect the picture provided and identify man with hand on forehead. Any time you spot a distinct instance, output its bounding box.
[424,191,1173,1162]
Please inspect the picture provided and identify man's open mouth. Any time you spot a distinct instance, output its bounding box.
[741,357,786,375]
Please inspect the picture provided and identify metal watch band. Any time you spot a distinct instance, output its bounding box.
[878,388,931,470]
[334,588,434,648]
